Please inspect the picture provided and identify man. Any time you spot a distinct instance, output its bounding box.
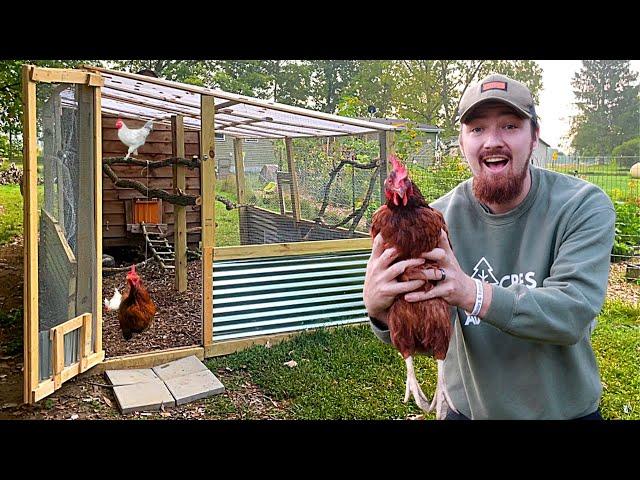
[363,73,615,420]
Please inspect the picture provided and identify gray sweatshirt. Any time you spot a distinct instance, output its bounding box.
[369,165,615,419]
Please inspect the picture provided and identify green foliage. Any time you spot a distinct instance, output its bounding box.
[409,154,472,203]
[612,137,640,164]
[0,184,24,245]
[335,96,367,118]
[393,122,424,162]
[214,178,240,247]
[570,61,640,156]
[109,60,210,85]
[592,300,640,419]
[0,308,23,355]
[0,307,22,328]
[0,60,98,141]
[0,134,22,161]
[612,200,640,259]
[375,60,543,137]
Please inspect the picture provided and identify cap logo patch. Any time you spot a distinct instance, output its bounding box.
[481,81,508,92]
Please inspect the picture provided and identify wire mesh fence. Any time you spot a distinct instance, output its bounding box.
[216,136,382,247]
[547,156,639,268]
[214,135,639,280]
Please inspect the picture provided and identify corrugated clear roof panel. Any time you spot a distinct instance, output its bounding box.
[93,67,393,139]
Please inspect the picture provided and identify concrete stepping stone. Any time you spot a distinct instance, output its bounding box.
[164,369,225,406]
[152,355,208,381]
[106,355,225,413]
[112,379,175,414]
[105,368,159,386]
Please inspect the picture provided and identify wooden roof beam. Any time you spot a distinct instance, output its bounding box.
[214,100,240,109]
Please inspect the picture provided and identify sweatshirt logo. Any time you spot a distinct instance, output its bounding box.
[465,257,537,326]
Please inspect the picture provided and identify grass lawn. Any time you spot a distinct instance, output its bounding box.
[215,185,240,247]
[585,173,637,197]
[204,299,640,420]
[0,184,24,245]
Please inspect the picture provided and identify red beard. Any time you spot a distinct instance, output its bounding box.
[472,146,532,205]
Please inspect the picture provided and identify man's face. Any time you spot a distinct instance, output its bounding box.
[459,102,539,206]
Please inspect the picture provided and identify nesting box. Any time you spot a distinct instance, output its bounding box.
[133,199,162,225]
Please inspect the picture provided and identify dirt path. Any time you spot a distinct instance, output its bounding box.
[0,238,24,413]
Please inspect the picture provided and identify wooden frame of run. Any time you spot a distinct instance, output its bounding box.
[22,65,105,403]
[20,65,399,403]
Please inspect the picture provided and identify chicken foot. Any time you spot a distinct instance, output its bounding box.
[428,359,456,420]
[403,356,432,412]
[404,357,455,419]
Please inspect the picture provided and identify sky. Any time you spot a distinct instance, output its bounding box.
[534,60,640,152]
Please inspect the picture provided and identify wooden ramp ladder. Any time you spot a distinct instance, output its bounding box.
[141,222,175,272]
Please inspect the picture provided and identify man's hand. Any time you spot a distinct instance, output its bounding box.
[363,233,426,325]
[404,230,492,316]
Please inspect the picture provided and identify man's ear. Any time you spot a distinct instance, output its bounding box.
[531,126,540,151]
[458,133,465,157]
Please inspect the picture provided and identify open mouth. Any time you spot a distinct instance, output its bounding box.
[483,156,510,173]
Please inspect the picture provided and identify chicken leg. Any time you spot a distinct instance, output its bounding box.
[404,357,455,419]
[403,356,432,411]
[428,359,456,420]
[124,146,135,160]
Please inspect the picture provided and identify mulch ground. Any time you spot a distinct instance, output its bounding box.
[101,260,202,358]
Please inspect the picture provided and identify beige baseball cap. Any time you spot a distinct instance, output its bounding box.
[457,73,536,123]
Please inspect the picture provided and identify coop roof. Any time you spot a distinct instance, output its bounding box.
[363,117,442,133]
[82,65,396,140]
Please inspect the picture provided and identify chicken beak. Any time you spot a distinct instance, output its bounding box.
[391,187,407,206]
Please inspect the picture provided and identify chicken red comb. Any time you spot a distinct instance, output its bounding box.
[389,154,408,181]
[127,264,138,278]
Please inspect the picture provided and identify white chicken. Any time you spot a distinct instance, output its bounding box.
[115,119,153,159]
[104,287,122,311]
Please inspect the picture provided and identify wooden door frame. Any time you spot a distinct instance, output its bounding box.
[22,65,105,403]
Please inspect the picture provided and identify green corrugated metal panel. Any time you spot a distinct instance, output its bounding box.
[212,250,371,342]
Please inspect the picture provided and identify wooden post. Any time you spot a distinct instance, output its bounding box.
[172,115,188,292]
[80,313,92,371]
[22,65,39,403]
[93,84,103,356]
[379,131,395,202]
[233,138,248,245]
[284,137,301,222]
[76,85,94,318]
[200,96,216,347]
[51,327,64,390]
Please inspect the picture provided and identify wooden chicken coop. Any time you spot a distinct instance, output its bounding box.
[21,64,397,404]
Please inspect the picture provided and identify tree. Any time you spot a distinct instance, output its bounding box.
[569,60,639,156]
[0,59,97,162]
[387,60,543,137]
[308,60,360,113]
[340,61,396,118]
[109,60,212,86]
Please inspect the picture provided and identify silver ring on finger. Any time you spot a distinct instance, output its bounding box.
[439,268,446,282]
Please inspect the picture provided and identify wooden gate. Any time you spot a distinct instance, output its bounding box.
[22,65,105,403]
